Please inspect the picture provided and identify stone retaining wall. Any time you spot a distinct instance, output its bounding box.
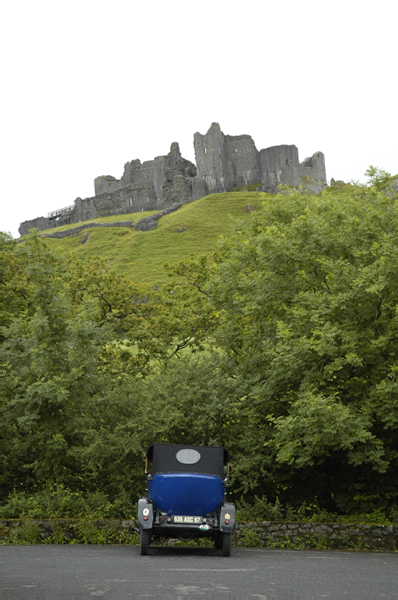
[17,202,184,242]
[1,519,396,550]
[134,202,182,231]
[41,221,135,239]
[234,521,397,551]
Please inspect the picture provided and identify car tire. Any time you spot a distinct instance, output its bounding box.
[214,534,222,550]
[221,532,232,557]
[140,529,151,555]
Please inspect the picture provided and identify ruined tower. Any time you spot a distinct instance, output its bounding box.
[19,123,327,236]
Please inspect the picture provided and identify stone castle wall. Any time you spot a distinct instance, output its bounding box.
[19,123,327,236]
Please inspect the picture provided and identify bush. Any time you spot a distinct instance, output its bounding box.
[235,496,397,524]
[7,521,41,545]
[240,525,260,547]
[0,487,136,520]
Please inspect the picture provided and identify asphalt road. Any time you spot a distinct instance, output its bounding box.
[1,545,397,599]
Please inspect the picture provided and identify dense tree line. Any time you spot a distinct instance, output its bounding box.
[2,171,397,517]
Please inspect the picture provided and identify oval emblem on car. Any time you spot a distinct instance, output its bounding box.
[176,449,201,464]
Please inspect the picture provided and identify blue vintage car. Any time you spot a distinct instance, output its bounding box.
[137,443,235,556]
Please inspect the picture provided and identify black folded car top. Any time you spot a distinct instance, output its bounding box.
[146,443,230,478]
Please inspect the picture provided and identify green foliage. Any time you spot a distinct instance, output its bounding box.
[42,521,74,544]
[273,392,387,471]
[72,520,112,545]
[364,166,392,189]
[2,171,398,521]
[0,488,136,519]
[237,496,284,521]
[2,233,221,499]
[2,520,140,546]
[240,525,261,547]
[236,496,397,524]
[69,355,234,500]
[1,247,113,490]
[197,183,398,511]
[7,521,41,545]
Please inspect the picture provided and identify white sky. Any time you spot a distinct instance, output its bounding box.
[1,0,397,238]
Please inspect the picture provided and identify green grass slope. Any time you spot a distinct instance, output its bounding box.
[43,192,265,287]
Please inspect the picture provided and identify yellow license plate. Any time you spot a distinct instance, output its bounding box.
[172,516,202,524]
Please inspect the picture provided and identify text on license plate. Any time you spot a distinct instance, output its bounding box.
[172,516,202,524]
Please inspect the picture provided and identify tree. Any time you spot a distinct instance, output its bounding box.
[2,230,216,376]
[69,354,235,500]
[2,289,113,493]
[364,166,392,189]
[201,183,398,511]
[1,232,152,495]
[1,232,224,498]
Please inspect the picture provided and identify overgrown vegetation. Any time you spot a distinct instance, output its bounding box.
[2,520,140,546]
[2,169,397,528]
[0,487,136,519]
[235,496,397,525]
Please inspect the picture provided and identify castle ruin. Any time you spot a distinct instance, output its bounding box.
[19,123,327,236]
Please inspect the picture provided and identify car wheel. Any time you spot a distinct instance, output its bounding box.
[221,532,232,557]
[214,534,222,550]
[140,529,151,555]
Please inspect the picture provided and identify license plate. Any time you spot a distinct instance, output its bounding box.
[172,516,202,524]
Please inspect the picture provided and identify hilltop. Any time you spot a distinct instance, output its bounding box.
[28,172,398,287]
[19,122,326,236]
[40,191,266,287]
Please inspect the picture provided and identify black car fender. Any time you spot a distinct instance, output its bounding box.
[219,502,236,533]
[137,498,154,529]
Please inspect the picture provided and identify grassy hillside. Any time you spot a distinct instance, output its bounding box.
[43,192,266,287]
